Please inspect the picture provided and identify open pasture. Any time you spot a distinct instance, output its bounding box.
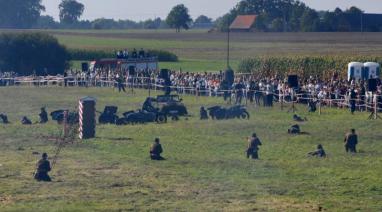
[0,87,382,211]
[3,29,382,71]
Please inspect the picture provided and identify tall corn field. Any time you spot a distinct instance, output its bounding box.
[238,56,382,79]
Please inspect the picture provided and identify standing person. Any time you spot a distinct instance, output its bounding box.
[39,107,48,124]
[246,133,262,159]
[344,129,358,153]
[150,138,165,160]
[115,74,126,93]
[349,88,356,114]
[248,80,256,103]
[34,153,52,182]
[235,80,245,105]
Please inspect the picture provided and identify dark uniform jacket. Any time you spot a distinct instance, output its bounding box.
[344,133,358,147]
[34,159,51,181]
[150,143,163,156]
[248,137,262,152]
[39,110,48,123]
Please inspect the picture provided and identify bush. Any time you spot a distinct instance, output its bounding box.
[238,56,382,79]
[68,49,178,62]
[68,49,114,61]
[0,33,69,75]
[146,49,178,62]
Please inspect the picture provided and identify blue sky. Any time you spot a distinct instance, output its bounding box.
[42,0,382,21]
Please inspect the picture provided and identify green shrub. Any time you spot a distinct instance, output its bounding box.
[0,32,69,75]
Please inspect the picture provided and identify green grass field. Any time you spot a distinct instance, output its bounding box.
[0,87,381,211]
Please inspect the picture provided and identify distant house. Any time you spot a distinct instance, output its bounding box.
[229,15,257,32]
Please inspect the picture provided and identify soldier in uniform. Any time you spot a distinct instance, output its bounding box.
[0,113,9,124]
[21,116,32,125]
[246,133,262,159]
[344,129,358,153]
[34,153,52,182]
[288,124,300,134]
[150,138,165,160]
[39,107,48,124]
[200,106,208,120]
[308,144,326,157]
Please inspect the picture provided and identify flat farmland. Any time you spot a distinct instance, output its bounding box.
[2,29,382,71]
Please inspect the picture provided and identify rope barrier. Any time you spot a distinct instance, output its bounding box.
[2,76,382,110]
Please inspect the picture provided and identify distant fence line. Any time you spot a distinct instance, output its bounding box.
[1,76,382,112]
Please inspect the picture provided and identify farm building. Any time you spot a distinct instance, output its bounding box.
[229,15,257,32]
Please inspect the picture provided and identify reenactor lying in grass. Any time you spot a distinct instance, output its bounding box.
[293,114,306,122]
[150,138,165,160]
[308,144,326,158]
[21,116,32,125]
[288,124,300,134]
[34,153,52,182]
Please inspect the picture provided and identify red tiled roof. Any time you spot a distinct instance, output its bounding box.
[229,15,257,30]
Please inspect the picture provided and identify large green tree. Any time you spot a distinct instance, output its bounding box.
[59,0,84,24]
[166,4,192,32]
[0,33,69,75]
[0,0,45,28]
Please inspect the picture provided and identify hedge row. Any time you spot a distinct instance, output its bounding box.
[238,56,382,79]
[68,49,178,62]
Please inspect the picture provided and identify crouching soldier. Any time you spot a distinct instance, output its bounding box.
[288,124,300,134]
[39,107,48,124]
[293,114,306,122]
[34,153,52,182]
[246,133,262,159]
[200,107,208,120]
[0,113,9,124]
[21,116,32,125]
[150,138,165,160]
[308,144,326,157]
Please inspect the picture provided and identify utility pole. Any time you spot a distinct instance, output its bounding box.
[227,28,230,68]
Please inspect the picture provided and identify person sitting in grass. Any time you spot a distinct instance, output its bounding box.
[0,113,9,124]
[34,153,52,182]
[308,144,326,157]
[200,106,208,120]
[150,138,165,160]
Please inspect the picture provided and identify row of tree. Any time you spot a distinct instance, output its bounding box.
[34,5,210,30]
[0,0,84,28]
[216,0,381,32]
[0,0,210,30]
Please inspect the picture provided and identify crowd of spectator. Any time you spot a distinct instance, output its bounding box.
[116,48,150,59]
[1,68,382,112]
